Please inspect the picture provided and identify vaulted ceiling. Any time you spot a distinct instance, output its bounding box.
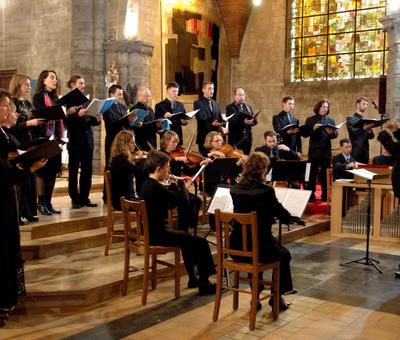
[216,0,253,59]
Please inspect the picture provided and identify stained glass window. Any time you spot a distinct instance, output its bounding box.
[290,0,387,81]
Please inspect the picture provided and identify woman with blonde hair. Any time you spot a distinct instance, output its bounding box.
[230,152,295,311]
[109,130,144,210]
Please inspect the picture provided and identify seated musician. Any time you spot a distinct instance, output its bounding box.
[230,152,296,311]
[109,130,144,210]
[201,131,247,196]
[372,146,395,166]
[332,138,358,180]
[140,150,216,294]
[255,130,299,161]
[159,130,205,232]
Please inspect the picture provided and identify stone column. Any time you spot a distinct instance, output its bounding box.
[71,0,107,174]
[381,11,400,121]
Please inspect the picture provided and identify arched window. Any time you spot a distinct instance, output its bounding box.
[290,0,387,81]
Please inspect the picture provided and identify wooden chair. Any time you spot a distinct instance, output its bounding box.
[120,198,180,304]
[326,167,333,203]
[104,170,126,255]
[213,209,280,331]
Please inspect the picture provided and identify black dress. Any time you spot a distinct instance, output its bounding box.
[230,180,294,294]
[140,178,216,280]
[0,129,28,312]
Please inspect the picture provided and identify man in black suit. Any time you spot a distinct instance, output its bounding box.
[102,84,129,166]
[346,96,375,164]
[155,81,188,145]
[332,138,358,180]
[302,99,338,201]
[255,130,299,161]
[226,87,257,155]
[373,146,395,166]
[132,87,158,151]
[272,96,302,156]
[193,81,224,154]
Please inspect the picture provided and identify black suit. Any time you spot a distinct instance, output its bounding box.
[65,112,101,204]
[378,129,400,198]
[102,102,129,166]
[272,111,302,154]
[193,96,223,154]
[132,102,157,151]
[332,153,356,180]
[346,113,375,163]
[155,99,187,144]
[302,114,338,200]
[226,102,257,155]
[230,181,294,294]
[254,145,299,161]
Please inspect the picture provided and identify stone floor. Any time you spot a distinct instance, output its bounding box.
[1,232,399,340]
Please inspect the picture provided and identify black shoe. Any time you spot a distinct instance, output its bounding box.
[284,288,298,295]
[26,216,39,222]
[19,219,25,226]
[82,200,97,207]
[395,271,400,278]
[71,201,81,209]
[38,204,52,216]
[188,278,200,288]
[198,282,216,295]
[47,204,61,214]
[268,296,291,311]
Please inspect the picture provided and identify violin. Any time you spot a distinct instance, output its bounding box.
[170,145,205,166]
[219,143,244,158]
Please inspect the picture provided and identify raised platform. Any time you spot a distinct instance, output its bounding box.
[18,177,330,309]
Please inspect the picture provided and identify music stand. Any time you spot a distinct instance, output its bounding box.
[340,170,388,273]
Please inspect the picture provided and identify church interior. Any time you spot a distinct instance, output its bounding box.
[0,0,400,338]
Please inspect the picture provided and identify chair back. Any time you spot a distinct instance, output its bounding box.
[120,197,149,251]
[214,209,259,266]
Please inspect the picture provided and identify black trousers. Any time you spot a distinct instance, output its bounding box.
[151,229,216,280]
[307,157,330,200]
[68,144,93,203]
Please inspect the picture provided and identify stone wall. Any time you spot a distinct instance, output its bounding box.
[232,0,382,159]
[0,0,71,94]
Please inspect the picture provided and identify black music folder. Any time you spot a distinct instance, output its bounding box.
[56,88,89,107]
[353,118,389,129]
[13,140,62,167]
[19,137,49,151]
[280,123,300,132]
[31,105,66,121]
[268,160,310,182]
[209,158,238,179]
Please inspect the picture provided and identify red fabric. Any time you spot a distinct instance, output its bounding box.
[44,93,64,137]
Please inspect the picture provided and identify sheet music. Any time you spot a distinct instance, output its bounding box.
[221,113,235,121]
[305,163,311,182]
[347,168,388,180]
[335,121,346,129]
[207,187,233,214]
[185,109,200,118]
[86,98,114,116]
[274,188,312,218]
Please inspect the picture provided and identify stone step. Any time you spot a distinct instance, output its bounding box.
[53,175,103,197]
[21,227,115,260]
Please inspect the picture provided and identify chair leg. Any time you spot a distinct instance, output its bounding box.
[233,271,239,310]
[174,249,180,299]
[121,246,130,296]
[249,272,258,331]
[151,254,157,290]
[212,263,223,322]
[142,252,150,305]
[104,219,113,256]
[272,265,280,319]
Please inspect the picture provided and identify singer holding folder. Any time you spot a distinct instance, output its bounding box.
[64,75,102,209]
[32,70,64,215]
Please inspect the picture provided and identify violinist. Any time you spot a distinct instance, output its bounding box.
[155,81,188,145]
[226,87,257,155]
[202,131,247,196]
[160,130,205,232]
[109,130,144,211]
[254,130,299,161]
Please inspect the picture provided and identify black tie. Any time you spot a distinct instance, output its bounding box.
[209,100,213,112]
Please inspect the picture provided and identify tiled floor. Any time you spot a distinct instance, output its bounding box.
[2,232,399,339]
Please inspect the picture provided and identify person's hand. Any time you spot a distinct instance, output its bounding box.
[313,123,322,130]
[27,118,45,126]
[77,108,87,117]
[363,122,375,131]
[287,127,299,134]
[95,113,103,122]
[210,150,225,158]
[180,118,189,125]
[200,158,212,166]
[277,144,290,152]
[29,158,48,173]
[244,118,253,125]
[386,121,399,132]
[175,156,187,163]
[127,112,137,122]
[183,177,193,189]
[325,127,335,135]
[211,119,224,127]
[7,151,19,161]
[164,112,172,119]
[238,154,248,165]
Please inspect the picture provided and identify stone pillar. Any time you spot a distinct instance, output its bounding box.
[71,0,107,174]
[104,40,154,93]
[381,11,400,121]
